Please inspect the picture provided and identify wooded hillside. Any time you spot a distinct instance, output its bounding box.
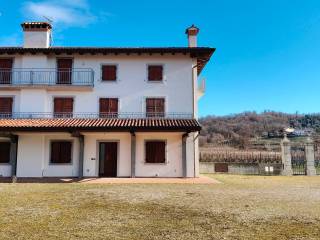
[199,111,320,148]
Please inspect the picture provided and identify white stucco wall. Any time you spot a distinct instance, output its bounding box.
[9,131,197,178]
[83,132,131,177]
[23,31,51,48]
[16,133,79,177]
[4,54,193,115]
[17,134,45,177]
[135,132,183,177]
[0,53,199,178]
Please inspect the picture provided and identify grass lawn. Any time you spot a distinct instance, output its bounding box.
[1,175,320,240]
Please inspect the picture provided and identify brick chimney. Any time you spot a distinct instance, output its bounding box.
[21,22,52,48]
[185,24,199,47]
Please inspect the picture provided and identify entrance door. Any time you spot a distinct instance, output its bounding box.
[99,142,118,177]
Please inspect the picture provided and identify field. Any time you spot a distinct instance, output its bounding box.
[1,175,320,239]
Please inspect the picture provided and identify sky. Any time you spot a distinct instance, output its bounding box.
[0,0,319,117]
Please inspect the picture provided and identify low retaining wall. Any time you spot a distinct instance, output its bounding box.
[200,162,283,175]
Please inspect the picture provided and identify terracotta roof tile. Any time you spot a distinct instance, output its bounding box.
[0,118,201,132]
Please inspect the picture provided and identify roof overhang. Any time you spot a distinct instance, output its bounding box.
[0,47,215,74]
[0,118,202,133]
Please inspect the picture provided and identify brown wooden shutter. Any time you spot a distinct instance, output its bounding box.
[146,98,165,117]
[0,142,11,163]
[51,142,60,163]
[51,141,72,164]
[0,59,13,84]
[54,98,73,118]
[0,97,13,117]
[99,98,118,118]
[146,141,166,163]
[102,65,117,81]
[148,65,163,81]
[57,59,73,84]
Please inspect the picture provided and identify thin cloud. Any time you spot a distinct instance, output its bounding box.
[22,0,97,27]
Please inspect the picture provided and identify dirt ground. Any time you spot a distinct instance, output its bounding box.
[0,174,319,240]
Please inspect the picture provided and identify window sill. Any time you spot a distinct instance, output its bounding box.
[100,79,119,83]
[49,163,73,166]
[146,80,165,83]
[143,162,168,165]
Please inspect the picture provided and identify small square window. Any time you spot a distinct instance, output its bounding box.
[148,65,163,81]
[145,141,166,163]
[102,65,117,81]
[50,141,72,164]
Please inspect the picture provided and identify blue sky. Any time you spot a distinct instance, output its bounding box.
[0,0,319,116]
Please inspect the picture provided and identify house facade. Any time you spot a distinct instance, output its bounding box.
[0,22,214,178]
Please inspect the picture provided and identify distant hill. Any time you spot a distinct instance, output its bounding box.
[199,111,320,148]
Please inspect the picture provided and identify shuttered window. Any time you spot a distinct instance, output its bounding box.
[146,98,165,117]
[50,141,72,164]
[102,65,117,81]
[54,98,73,118]
[145,141,166,163]
[0,59,13,84]
[57,58,73,84]
[99,98,118,118]
[0,142,11,164]
[0,97,13,118]
[148,65,163,81]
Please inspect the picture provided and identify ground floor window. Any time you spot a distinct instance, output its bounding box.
[145,140,166,163]
[0,142,10,163]
[50,141,72,164]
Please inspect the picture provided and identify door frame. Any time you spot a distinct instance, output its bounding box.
[96,140,119,177]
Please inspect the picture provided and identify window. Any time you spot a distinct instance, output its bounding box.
[148,65,163,81]
[57,59,73,84]
[99,98,118,118]
[54,97,73,118]
[0,142,10,164]
[0,97,13,118]
[50,141,72,164]
[101,65,117,81]
[0,59,13,84]
[146,98,165,117]
[145,141,166,163]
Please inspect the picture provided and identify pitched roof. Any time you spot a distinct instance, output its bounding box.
[0,118,201,132]
[0,47,215,74]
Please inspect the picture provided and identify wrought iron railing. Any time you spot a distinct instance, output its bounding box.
[0,112,194,119]
[0,68,94,86]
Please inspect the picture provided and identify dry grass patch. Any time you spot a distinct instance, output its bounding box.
[0,175,320,239]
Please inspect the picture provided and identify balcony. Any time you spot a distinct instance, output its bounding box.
[0,68,94,90]
[0,112,193,119]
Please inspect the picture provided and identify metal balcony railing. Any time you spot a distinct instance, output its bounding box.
[0,68,94,86]
[0,112,194,119]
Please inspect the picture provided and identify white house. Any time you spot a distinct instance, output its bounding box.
[0,22,214,178]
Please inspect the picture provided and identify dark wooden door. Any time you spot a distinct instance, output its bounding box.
[99,142,117,177]
[57,59,73,84]
[0,59,13,84]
